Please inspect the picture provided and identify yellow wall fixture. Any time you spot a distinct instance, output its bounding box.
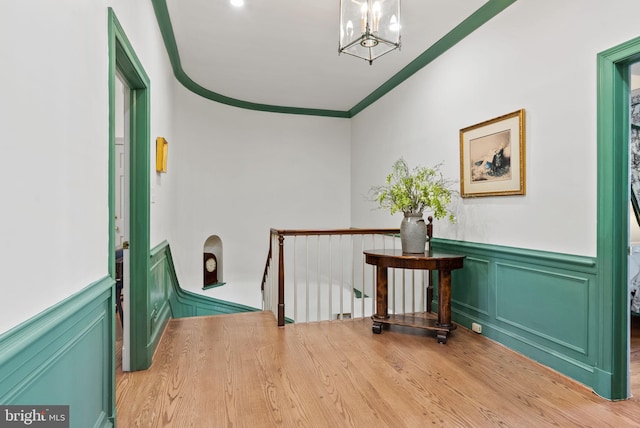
[156,137,168,173]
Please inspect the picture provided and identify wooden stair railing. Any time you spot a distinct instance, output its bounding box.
[262,227,431,326]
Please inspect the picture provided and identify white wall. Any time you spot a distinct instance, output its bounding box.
[170,85,351,307]
[0,0,174,334]
[351,0,640,256]
[0,1,108,333]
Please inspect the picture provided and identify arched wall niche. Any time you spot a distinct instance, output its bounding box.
[203,235,224,289]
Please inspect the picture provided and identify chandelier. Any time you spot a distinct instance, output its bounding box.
[339,0,401,65]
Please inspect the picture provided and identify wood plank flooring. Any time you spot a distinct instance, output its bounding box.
[116,312,640,427]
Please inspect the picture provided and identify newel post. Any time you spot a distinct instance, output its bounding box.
[277,233,285,326]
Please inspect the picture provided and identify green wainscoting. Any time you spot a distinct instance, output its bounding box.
[151,241,260,318]
[432,238,599,390]
[0,277,115,428]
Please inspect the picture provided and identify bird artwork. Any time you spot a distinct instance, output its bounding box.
[470,130,512,182]
[488,148,510,177]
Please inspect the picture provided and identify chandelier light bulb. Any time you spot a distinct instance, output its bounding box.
[373,2,381,32]
[346,20,354,39]
[389,14,399,32]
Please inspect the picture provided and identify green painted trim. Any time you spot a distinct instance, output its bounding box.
[454,311,598,388]
[596,35,640,400]
[147,300,171,364]
[150,241,261,317]
[108,8,153,372]
[150,0,347,118]
[150,0,517,118]
[433,238,597,271]
[430,239,599,392]
[0,277,114,427]
[593,368,615,400]
[349,0,518,116]
[202,282,226,291]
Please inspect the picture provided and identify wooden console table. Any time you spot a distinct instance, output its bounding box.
[364,249,465,344]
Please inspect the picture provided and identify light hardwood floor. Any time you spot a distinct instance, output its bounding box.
[116,312,640,427]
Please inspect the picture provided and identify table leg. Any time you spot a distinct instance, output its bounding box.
[426,270,433,313]
[437,269,453,328]
[374,266,389,320]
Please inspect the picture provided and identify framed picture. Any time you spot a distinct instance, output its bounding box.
[459,109,526,198]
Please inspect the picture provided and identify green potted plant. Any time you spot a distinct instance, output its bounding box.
[371,158,456,253]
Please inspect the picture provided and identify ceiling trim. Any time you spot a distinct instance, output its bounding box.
[151,0,517,118]
[350,0,518,116]
[150,0,349,118]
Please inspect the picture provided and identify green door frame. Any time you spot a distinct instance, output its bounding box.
[108,8,153,371]
[596,35,640,400]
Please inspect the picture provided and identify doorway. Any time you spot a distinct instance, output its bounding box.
[596,35,640,400]
[109,8,153,372]
[115,72,131,370]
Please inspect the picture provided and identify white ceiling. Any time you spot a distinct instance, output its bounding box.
[165,0,489,112]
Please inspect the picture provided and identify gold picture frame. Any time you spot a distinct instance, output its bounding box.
[459,109,525,197]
